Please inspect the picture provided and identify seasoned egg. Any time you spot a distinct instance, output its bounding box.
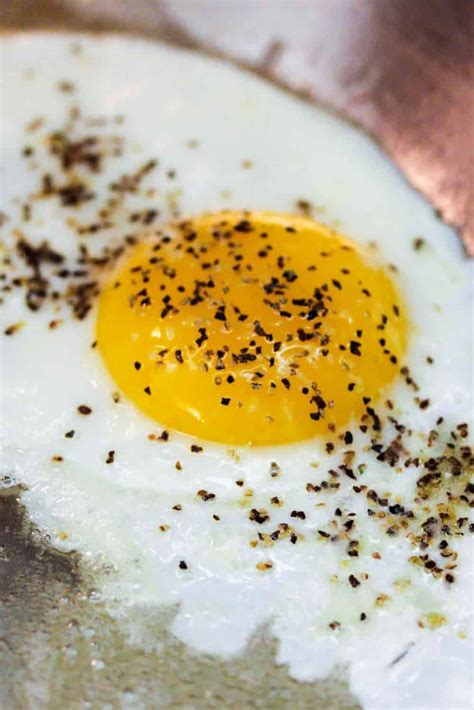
[0,34,472,710]
[97,211,407,445]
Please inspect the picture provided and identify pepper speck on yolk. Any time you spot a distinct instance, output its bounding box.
[97,211,407,445]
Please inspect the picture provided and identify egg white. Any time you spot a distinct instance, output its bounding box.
[0,34,472,710]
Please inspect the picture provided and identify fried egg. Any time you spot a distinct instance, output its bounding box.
[0,34,472,710]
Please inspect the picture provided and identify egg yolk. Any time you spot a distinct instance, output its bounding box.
[97,211,407,445]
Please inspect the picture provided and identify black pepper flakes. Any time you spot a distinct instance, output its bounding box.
[4,322,24,336]
[249,508,270,524]
[234,219,252,233]
[269,461,280,477]
[290,510,306,520]
[197,489,216,502]
[77,404,92,415]
[348,574,360,588]
[349,341,362,356]
[413,237,425,251]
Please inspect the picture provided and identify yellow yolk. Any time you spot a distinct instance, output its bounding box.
[97,211,408,445]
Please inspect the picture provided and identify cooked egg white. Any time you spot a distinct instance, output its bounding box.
[0,34,472,710]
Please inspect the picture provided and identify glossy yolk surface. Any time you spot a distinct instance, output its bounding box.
[97,211,407,445]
